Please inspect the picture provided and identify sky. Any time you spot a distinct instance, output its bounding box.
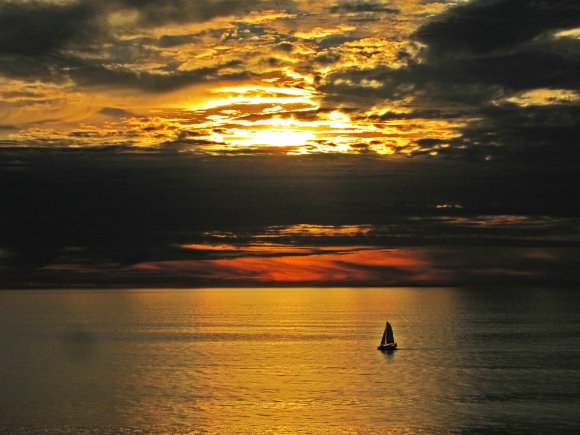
[0,0,579,288]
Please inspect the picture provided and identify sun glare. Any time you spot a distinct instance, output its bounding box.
[213,128,316,148]
[195,86,318,111]
[177,79,462,155]
[249,130,315,147]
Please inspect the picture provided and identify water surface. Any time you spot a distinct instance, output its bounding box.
[1,288,579,434]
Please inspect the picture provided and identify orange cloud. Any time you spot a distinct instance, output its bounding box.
[134,248,437,284]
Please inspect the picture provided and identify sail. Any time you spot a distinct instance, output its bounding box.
[380,327,387,346]
[386,322,395,344]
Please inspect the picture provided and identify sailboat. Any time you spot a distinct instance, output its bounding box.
[377,321,397,351]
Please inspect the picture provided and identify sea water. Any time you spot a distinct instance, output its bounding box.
[1,288,579,434]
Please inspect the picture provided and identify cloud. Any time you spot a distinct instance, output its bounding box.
[415,0,580,57]
[331,0,399,14]
[0,2,105,57]
[1,144,578,287]
[68,64,248,93]
[98,107,134,118]
[157,34,200,48]
[318,34,360,49]
[0,0,295,57]
[423,38,580,93]
[115,0,296,27]
[323,37,580,105]
[0,0,577,289]
[315,51,342,64]
[320,0,580,161]
[445,102,580,162]
[0,0,286,89]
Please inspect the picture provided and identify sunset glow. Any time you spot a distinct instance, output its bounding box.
[0,1,467,155]
[1,0,578,287]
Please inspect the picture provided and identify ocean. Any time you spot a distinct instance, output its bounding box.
[1,288,579,434]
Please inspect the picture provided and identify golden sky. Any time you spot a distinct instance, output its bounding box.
[0,0,484,155]
[1,0,579,157]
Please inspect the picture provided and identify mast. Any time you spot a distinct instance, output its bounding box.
[386,322,395,344]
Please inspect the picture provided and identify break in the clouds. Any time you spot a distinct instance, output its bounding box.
[0,0,579,288]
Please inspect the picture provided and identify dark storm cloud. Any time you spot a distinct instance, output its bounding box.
[0,2,104,82]
[0,2,104,56]
[415,0,580,57]
[435,102,580,162]
[420,37,580,93]
[1,147,578,288]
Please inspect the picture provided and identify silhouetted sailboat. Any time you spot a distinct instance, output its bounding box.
[377,321,397,351]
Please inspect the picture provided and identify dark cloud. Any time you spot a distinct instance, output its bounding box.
[331,0,399,14]
[0,0,292,58]
[415,0,580,57]
[0,2,104,56]
[315,51,342,64]
[1,149,577,248]
[157,34,200,48]
[323,36,580,105]
[421,246,580,287]
[275,42,295,52]
[1,147,578,287]
[421,38,580,93]
[0,0,284,88]
[99,107,134,118]
[321,66,411,104]
[0,2,104,83]
[371,109,467,121]
[318,35,358,49]
[115,0,296,27]
[68,64,245,92]
[445,103,580,162]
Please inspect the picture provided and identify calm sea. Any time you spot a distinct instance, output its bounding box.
[1,288,579,434]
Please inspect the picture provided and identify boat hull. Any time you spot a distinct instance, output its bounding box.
[377,343,397,351]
